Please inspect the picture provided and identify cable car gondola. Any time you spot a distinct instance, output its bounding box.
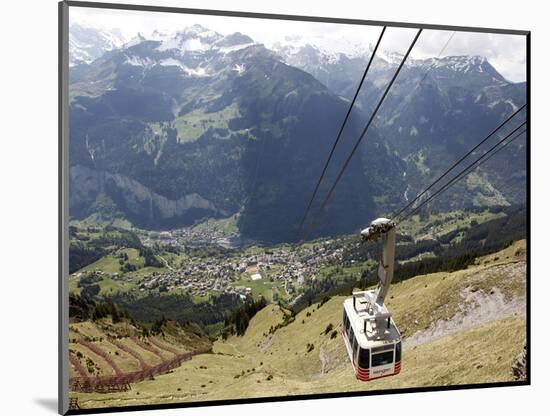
[341,218,402,381]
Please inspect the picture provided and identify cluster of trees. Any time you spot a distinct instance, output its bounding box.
[392,206,526,282]
[464,205,526,245]
[394,251,480,281]
[94,226,142,249]
[222,296,268,337]
[162,244,182,255]
[117,252,129,262]
[81,283,100,298]
[139,246,163,268]
[69,243,106,274]
[396,238,442,260]
[69,294,130,323]
[267,308,296,336]
[292,274,356,313]
[76,272,104,299]
[120,263,137,272]
[183,243,236,261]
[150,315,168,335]
[92,301,131,323]
[108,292,245,326]
[69,224,171,275]
[69,226,143,273]
[77,272,102,286]
[437,226,468,244]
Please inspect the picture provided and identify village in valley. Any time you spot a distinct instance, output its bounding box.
[70,222,346,304]
[137,228,344,302]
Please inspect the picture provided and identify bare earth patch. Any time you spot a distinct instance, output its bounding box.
[405,262,526,349]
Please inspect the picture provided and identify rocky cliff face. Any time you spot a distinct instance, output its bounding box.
[70,165,223,226]
[512,343,527,381]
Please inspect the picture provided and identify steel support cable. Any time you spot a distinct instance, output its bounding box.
[391,103,527,221]
[298,26,387,233]
[414,31,456,90]
[302,28,423,241]
[396,125,526,225]
[395,122,527,226]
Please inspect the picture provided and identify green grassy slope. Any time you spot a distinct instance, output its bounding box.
[72,241,526,409]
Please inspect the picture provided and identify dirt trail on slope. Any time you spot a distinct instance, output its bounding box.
[404,286,525,348]
[319,346,329,375]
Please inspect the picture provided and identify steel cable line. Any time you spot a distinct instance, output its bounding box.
[396,125,526,225]
[391,103,527,221]
[395,121,527,226]
[301,28,423,241]
[298,26,387,233]
[414,31,456,90]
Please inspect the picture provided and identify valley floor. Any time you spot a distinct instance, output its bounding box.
[71,241,527,409]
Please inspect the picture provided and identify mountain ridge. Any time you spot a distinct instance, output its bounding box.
[68,24,526,242]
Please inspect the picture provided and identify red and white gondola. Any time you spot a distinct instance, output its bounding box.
[342,291,401,381]
[341,218,402,381]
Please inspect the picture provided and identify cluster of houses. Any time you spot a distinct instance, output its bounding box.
[138,261,236,298]
[141,224,240,248]
[141,230,179,247]
[135,240,344,300]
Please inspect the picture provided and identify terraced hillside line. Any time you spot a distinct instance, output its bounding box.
[132,337,166,361]
[80,340,123,376]
[107,338,150,371]
[69,397,80,411]
[69,351,89,379]
[69,345,212,393]
[149,337,182,356]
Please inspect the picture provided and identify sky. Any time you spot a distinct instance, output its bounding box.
[70,6,527,82]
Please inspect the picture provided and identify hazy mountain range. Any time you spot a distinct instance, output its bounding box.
[68,23,527,242]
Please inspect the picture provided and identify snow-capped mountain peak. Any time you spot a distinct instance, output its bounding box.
[410,55,488,71]
[68,23,507,90]
[149,29,169,41]
[376,50,407,65]
[69,22,127,66]
[180,24,216,37]
[102,26,260,78]
[124,32,148,48]
[404,55,505,84]
[213,32,254,48]
[272,34,373,61]
[155,27,256,54]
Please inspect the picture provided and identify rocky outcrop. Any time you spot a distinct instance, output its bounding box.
[512,343,527,381]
